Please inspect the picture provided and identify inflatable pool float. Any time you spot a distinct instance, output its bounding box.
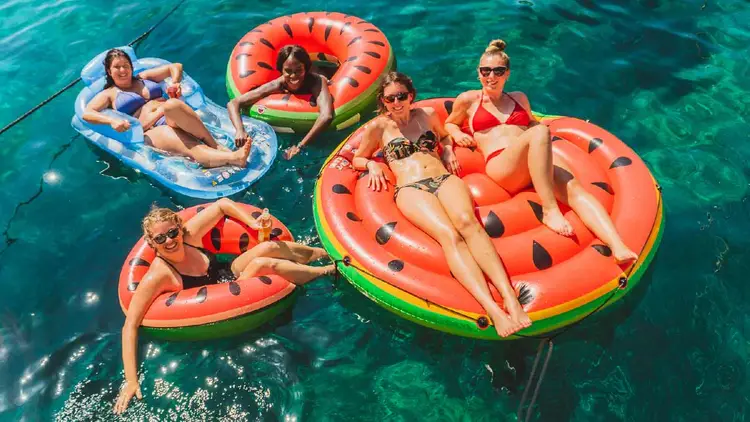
[226,12,396,133]
[313,98,664,340]
[118,203,297,340]
[72,46,278,200]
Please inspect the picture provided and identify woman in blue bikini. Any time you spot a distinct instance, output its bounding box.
[83,48,250,168]
[352,72,531,338]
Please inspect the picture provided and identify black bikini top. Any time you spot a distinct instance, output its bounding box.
[160,244,235,290]
[383,130,439,162]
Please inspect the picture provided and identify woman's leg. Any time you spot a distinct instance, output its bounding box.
[396,187,521,337]
[551,161,638,264]
[237,257,334,286]
[231,241,333,286]
[230,241,328,275]
[485,125,573,236]
[436,176,532,328]
[145,126,250,168]
[162,99,217,145]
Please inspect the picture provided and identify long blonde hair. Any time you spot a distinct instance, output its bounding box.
[481,39,510,68]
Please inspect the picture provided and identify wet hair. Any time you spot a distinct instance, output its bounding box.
[141,205,186,248]
[103,48,138,89]
[481,39,511,69]
[376,71,417,114]
[276,45,312,73]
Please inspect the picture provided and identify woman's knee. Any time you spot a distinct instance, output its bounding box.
[163,98,183,113]
[530,125,551,145]
[434,226,463,248]
[452,211,481,235]
[253,241,281,257]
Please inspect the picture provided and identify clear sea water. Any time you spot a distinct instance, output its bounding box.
[1,0,749,420]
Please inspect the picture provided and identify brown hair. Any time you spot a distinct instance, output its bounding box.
[481,39,510,68]
[141,205,186,248]
[376,71,417,114]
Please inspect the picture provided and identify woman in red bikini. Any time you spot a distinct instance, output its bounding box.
[445,40,637,264]
[353,72,531,338]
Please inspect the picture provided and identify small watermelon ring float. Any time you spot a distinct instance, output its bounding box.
[313,98,664,340]
[226,11,396,133]
[118,204,297,340]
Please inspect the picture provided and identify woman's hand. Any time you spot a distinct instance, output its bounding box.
[441,147,461,175]
[111,119,131,132]
[283,144,302,160]
[366,161,388,192]
[167,82,182,99]
[452,131,475,147]
[114,379,142,415]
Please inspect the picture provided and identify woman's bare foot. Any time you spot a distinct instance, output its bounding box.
[504,296,532,328]
[488,308,522,338]
[229,142,251,168]
[321,264,337,276]
[612,244,638,264]
[307,247,329,263]
[542,207,573,237]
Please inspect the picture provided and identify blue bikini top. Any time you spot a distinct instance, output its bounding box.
[114,79,164,116]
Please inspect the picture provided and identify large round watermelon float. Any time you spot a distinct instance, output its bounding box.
[313,98,664,340]
[118,204,298,340]
[226,11,396,134]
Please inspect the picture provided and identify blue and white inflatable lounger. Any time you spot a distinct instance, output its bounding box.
[71,46,278,199]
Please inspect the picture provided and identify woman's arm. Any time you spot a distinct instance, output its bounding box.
[83,90,131,132]
[114,272,168,414]
[425,108,461,175]
[138,63,183,83]
[227,79,283,143]
[352,120,389,191]
[351,120,383,171]
[444,92,476,147]
[285,75,334,159]
[183,198,261,243]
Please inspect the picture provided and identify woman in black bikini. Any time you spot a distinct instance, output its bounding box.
[352,72,531,339]
[227,45,334,160]
[114,198,334,414]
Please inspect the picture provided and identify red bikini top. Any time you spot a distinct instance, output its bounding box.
[466,91,531,134]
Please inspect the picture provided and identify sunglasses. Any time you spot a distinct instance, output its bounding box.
[382,92,410,103]
[478,66,508,77]
[152,227,180,245]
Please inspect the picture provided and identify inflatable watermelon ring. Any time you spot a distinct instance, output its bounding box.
[226,11,396,133]
[118,204,298,341]
[313,98,664,340]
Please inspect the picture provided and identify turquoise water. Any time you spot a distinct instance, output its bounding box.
[1,0,749,420]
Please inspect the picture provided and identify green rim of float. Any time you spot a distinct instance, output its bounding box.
[226,49,396,133]
[141,290,299,341]
[312,132,665,340]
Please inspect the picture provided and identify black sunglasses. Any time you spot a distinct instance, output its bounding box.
[478,66,508,77]
[152,227,180,245]
[382,92,410,103]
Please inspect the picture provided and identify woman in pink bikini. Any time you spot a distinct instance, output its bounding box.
[445,40,637,264]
